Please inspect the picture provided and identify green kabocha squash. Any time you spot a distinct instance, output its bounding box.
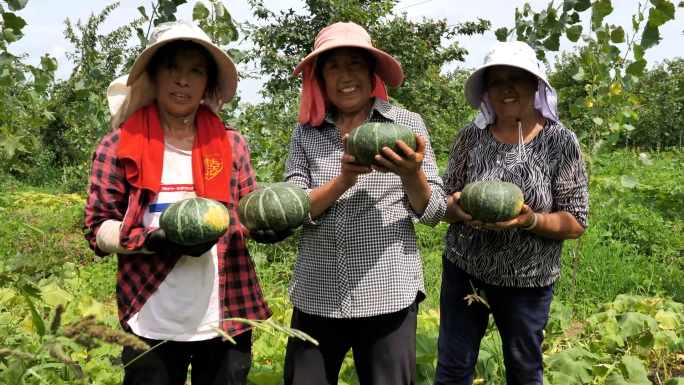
[237,182,310,231]
[460,181,524,223]
[159,197,230,246]
[346,122,418,166]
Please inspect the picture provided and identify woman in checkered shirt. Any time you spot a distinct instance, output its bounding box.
[282,22,447,384]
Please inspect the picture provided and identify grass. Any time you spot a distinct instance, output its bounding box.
[3,149,677,316]
[250,149,683,317]
[0,149,682,384]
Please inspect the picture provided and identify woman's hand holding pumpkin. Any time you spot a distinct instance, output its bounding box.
[372,133,426,179]
[481,205,536,231]
[242,224,301,244]
[337,134,373,189]
[144,229,217,257]
[448,192,486,227]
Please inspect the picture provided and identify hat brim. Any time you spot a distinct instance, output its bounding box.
[107,74,158,131]
[292,43,403,88]
[464,60,551,109]
[127,37,238,104]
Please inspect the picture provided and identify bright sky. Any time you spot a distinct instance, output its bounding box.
[11,0,684,104]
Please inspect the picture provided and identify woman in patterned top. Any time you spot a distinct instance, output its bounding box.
[436,41,589,385]
[282,22,446,384]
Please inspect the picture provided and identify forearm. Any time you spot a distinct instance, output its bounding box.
[401,170,430,218]
[96,219,153,254]
[309,177,350,219]
[527,211,585,240]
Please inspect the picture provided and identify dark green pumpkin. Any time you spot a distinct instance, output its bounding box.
[237,182,310,231]
[346,122,417,166]
[460,181,524,223]
[159,197,230,246]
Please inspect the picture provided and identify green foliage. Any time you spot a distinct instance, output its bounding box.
[2,149,683,383]
[540,294,684,385]
[630,58,684,149]
[0,2,57,173]
[3,0,242,191]
[501,0,678,157]
[549,51,684,150]
[554,151,683,315]
[193,1,239,46]
[34,3,138,190]
[1,1,683,383]
[240,0,488,180]
[0,182,123,384]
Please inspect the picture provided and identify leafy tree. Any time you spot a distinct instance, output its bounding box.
[42,3,138,186]
[549,48,683,150]
[0,0,57,174]
[496,0,679,293]
[631,57,684,150]
[548,49,591,136]
[18,0,241,190]
[240,0,489,181]
[499,0,677,154]
[548,43,629,145]
[372,16,488,152]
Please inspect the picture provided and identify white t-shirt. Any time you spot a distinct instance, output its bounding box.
[127,142,221,342]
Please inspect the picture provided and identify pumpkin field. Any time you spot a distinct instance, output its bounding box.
[1,0,683,384]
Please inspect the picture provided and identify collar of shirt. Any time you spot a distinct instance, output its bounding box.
[316,97,397,128]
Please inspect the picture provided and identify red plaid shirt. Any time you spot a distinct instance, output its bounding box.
[83,125,272,338]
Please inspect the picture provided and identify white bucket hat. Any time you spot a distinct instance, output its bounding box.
[464,41,559,129]
[107,20,238,130]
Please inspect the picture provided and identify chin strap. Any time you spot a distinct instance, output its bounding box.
[516,118,527,163]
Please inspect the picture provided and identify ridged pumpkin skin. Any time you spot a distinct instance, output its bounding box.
[460,181,524,223]
[159,197,230,246]
[346,123,418,166]
[237,182,310,231]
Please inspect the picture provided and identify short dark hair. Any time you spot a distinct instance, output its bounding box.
[146,40,219,97]
[315,47,377,81]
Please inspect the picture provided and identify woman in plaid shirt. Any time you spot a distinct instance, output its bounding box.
[282,22,446,384]
[83,21,294,385]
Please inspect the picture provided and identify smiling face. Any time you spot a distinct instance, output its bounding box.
[149,41,217,118]
[319,47,375,115]
[485,65,539,120]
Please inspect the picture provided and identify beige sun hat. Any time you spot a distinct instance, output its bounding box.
[107,20,238,130]
[464,41,552,109]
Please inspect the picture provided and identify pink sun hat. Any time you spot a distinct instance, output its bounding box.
[293,22,404,127]
[292,22,404,86]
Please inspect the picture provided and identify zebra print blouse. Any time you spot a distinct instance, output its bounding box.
[442,119,589,287]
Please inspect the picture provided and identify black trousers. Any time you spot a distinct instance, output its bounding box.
[284,300,419,385]
[121,330,252,385]
[434,256,554,385]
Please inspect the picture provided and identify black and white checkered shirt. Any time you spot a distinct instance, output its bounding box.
[284,98,446,318]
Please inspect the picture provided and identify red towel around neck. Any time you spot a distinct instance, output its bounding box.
[118,103,232,204]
